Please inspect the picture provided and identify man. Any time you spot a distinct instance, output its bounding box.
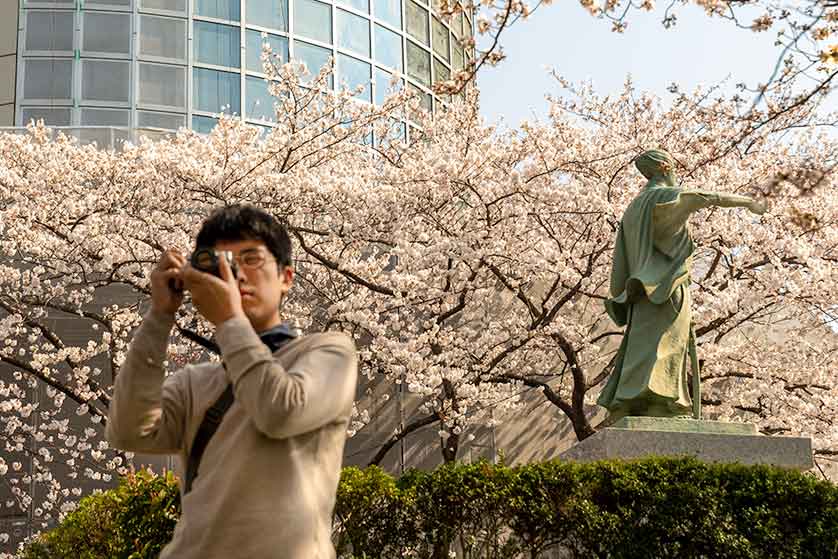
[106,205,358,558]
[597,149,765,421]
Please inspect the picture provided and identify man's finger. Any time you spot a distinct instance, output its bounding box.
[217,253,235,284]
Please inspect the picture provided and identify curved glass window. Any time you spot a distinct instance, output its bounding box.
[374,67,401,105]
[294,41,333,86]
[138,110,186,130]
[86,0,131,8]
[246,0,288,32]
[82,12,131,55]
[406,1,428,46]
[409,82,430,112]
[452,41,464,70]
[337,54,371,102]
[23,59,73,100]
[431,17,448,61]
[140,0,186,14]
[195,0,241,21]
[192,114,220,133]
[337,9,370,57]
[25,11,74,53]
[246,30,289,74]
[81,108,130,126]
[374,0,401,28]
[140,15,187,61]
[245,76,277,122]
[194,21,241,68]
[21,107,71,126]
[82,60,131,103]
[294,0,331,44]
[433,56,449,91]
[374,24,401,71]
[193,67,241,114]
[406,41,430,86]
[138,63,186,109]
[341,0,369,13]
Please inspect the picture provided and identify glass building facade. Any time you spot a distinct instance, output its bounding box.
[13,0,474,135]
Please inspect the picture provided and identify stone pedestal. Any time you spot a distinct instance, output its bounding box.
[560,417,813,470]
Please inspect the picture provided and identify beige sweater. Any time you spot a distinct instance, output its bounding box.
[106,311,358,559]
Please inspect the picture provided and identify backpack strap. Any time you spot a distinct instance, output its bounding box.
[184,382,234,495]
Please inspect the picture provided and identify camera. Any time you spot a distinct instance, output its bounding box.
[168,249,238,293]
[190,248,239,279]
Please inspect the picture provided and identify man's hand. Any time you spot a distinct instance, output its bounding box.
[150,249,186,316]
[747,198,768,215]
[182,254,245,327]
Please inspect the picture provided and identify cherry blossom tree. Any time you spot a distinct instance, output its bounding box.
[0,58,836,553]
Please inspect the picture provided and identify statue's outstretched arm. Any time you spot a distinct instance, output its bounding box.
[654,190,766,239]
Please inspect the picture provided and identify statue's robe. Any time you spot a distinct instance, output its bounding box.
[597,185,701,417]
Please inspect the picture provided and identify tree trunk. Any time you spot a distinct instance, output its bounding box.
[441,431,459,463]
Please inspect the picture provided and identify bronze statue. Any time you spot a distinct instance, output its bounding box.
[597,149,766,421]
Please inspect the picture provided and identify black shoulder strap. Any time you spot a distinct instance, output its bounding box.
[182,330,295,495]
[184,382,234,495]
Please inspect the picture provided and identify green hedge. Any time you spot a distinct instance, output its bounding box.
[20,469,179,559]
[20,458,838,558]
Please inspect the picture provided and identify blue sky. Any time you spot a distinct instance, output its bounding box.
[477,4,785,125]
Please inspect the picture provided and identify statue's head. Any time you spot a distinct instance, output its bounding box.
[634,149,677,186]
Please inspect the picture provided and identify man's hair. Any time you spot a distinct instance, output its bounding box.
[195,205,292,267]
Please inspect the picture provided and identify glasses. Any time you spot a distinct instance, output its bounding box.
[232,249,276,270]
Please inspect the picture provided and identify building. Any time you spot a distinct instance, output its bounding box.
[0,0,473,139]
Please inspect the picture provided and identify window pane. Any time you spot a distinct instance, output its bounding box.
[246,30,289,74]
[194,21,241,67]
[23,0,74,5]
[193,67,241,113]
[374,24,401,71]
[20,107,71,126]
[337,54,370,102]
[23,59,72,100]
[406,1,428,46]
[337,10,370,57]
[83,13,131,55]
[294,41,332,87]
[452,41,463,70]
[340,0,368,13]
[406,41,429,86]
[138,63,186,108]
[140,15,186,61]
[82,60,130,103]
[80,108,130,126]
[25,11,74,52]
[431,17,448,61]
[86,0,131,8]
[195,0,240,21]
[374,67,401,106]
[374,0,400,28]
[246,0,288,31]
[141,0,186,13]
[138,110,185,129]
[409,82,430,113]
[192,115,220,133]
[245,76,277,122]
[294,0,331,44]
[433,57,449,83]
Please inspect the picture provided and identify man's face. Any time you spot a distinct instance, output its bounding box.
[214,238,293,332]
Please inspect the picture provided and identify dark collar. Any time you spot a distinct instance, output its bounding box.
[258,322,298,353]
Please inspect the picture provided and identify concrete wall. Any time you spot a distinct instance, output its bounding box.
[0,2,17,126]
